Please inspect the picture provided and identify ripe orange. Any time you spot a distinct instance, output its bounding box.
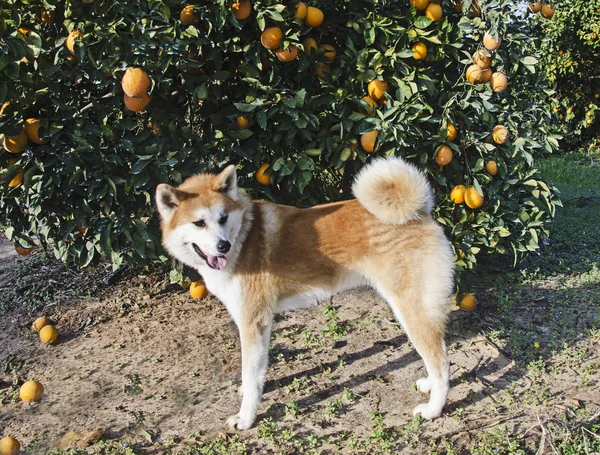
[294,1,307,20]
[66,30,83,55]
[180,5,199,25]
[39,325,59,344]
[8,170,24,188]
[450,185,466,204]
[32,316,51,332]
[0,437,20,455]
[425,3,443,21]
[124,94,151,112]
[464,187,484,209]
[256,163,271,185]
[19,380,44,402]
[446,124,457,141]
[466,64,483,84]
[435,145,453,165]
[15,245,33,256]
[472,50,491,69]
[190,280,209,299]
[304,6,324,27]
[486,160,498,175]
[303,37,318,54]
[528,1,542,12]
[276,45,299,62]
[410,0,430,11]
[40,10,55,23]
[362,96,378,114]
[122,68,151,97]
[459,294,477,311]
[320,44,336,61]
[483,33,501,51]
[412,41,427,60]
[368,79,389,102]
[3,131,28,154]
[237,116,250,127]
[361,130,379,153]
[479,68,492,83]
[232,0,252,20]
[490,72,508,92]
[315,62,330,78]
[24,118,49,145]
[492,125,509,144]
[260,27,283,50]
[77,225,88,235]
[540,4,554,18]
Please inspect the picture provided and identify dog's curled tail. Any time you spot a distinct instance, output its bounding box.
[352,157,434,225]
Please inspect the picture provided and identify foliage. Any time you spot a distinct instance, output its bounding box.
[535,0,600,153]
[0,0,560,289]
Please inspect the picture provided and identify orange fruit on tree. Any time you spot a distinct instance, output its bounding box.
[450,185,466,204]
[39,325,59,344]
[276,45,299,62]
[486,160,498,175]
[19,380,44,402]
[260,27,283,50]
[65,30,83,55]
[483,33,501,51]
[8,169,24,188]
[320,44,336,61]
[472,50,491,69]
[435,145,453,165]
[410,0,430,11]
[304,6,324,27]
[40,10,55,23]
[236,116,250,127]
[32,316,51,332]
[24,118,49,145]
[303,37,318,54]
[256,163,271,185]
[124,94,151,112]
[492,125,509,144]
[446,124,457,141]
[232,0,252,20]
[294,2,307,20]
[540,4,554,18]
[122,68,151,97]
[490,72,508,92]
[3,131,28,154]
[367,79,389,102]
[479,68,492,83]
[315,62,330,78]
[425,3,443,21]
[190,280,209,299]
[412,41,427,60]
[0,437,20,455]
[528,1,542,12]
[464,187,484,209]
[466,64,483,84]
[459,294,477,311]
[360,130,379,153]
[15,245,32,256]
[362,96,378,114]
[180,5,199,25]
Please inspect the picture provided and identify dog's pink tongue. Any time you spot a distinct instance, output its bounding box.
[208,255,227,270]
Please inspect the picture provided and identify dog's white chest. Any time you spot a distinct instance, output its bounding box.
[202,271,243,326]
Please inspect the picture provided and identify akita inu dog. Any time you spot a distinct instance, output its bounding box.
[156,157,454,430]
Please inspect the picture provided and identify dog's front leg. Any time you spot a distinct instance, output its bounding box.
[227,312,272,430]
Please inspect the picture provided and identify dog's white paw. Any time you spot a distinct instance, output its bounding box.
[226,413,254,430]
[416,377,432,394]
[412,403,442,420]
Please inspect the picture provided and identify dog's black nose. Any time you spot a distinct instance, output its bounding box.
[217,240,231,254]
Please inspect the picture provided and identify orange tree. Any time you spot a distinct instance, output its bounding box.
[0,0,560,292]
[533,0,600,153]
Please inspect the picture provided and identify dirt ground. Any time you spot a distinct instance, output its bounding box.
[0,235,599,454]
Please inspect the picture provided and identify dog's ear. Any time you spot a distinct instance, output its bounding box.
[210,165,238,199]
[156,184,188,220]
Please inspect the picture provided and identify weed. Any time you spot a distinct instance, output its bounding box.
[324,398,343,417]
[123,374,142,395]
[284,400,299,417]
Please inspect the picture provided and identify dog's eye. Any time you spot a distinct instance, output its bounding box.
[219,214,228,225]
[194,220,206,228]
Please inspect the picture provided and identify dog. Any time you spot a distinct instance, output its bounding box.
[155,157,455,430]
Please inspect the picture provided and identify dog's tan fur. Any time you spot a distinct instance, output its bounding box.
[156,157,455,430]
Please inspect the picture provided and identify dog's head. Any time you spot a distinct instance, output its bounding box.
[155,165,248,272]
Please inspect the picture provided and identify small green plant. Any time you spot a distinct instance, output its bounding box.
[324,398,344,417]
[123,373,143,395]
[284,400,300,417]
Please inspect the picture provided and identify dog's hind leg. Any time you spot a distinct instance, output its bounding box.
[376,284,450,420]
[226,306,273,430]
